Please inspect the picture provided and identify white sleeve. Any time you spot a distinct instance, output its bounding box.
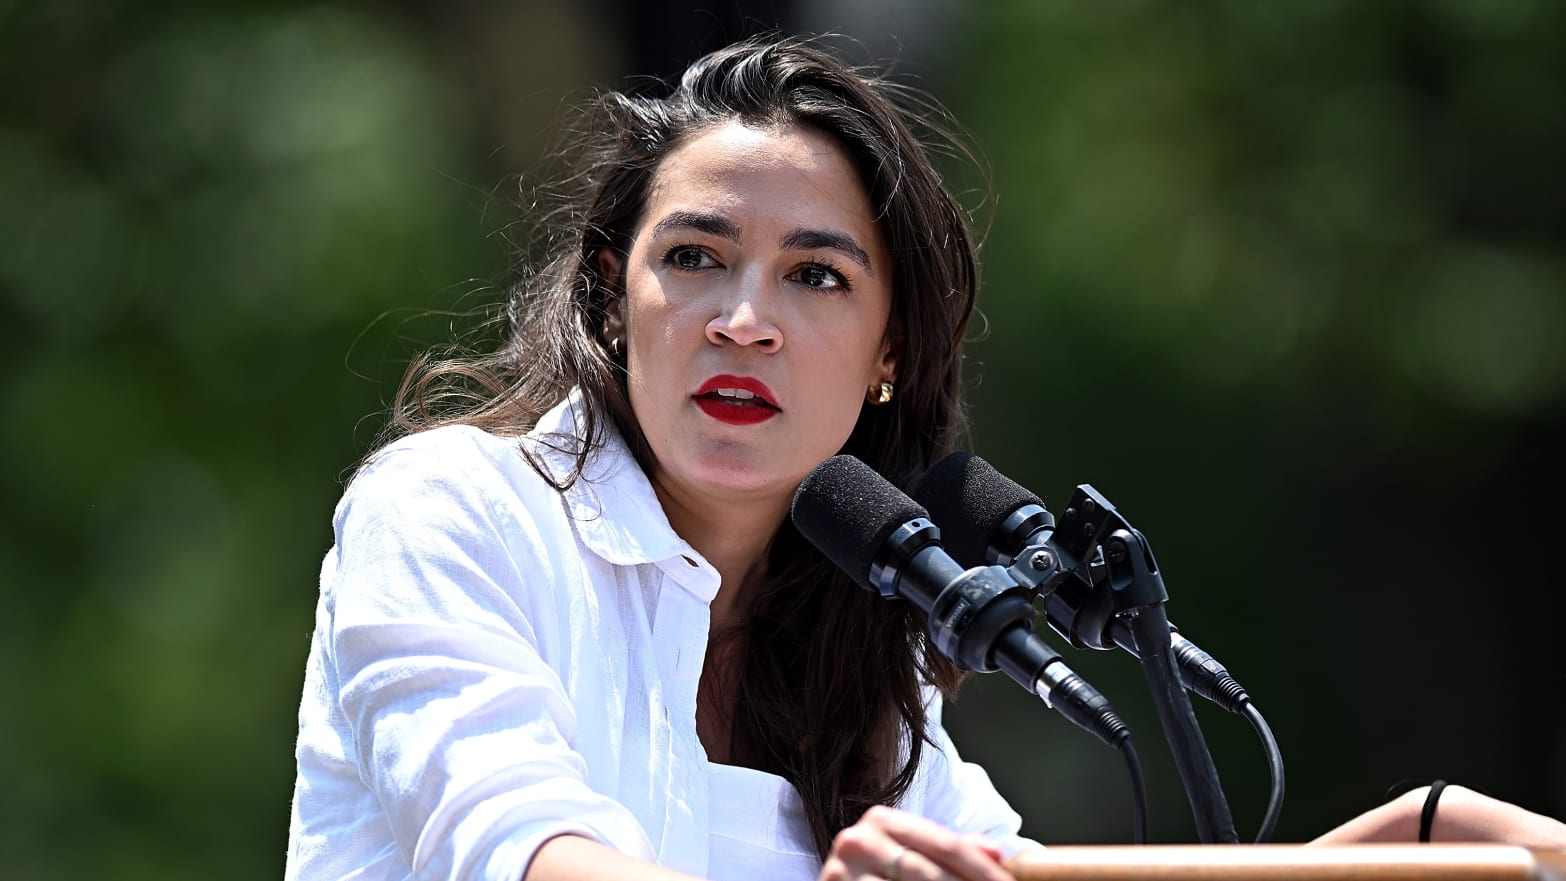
[324,443,654,881]
[902,688,1043,856]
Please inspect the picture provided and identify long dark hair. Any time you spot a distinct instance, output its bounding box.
[393,35,984,858]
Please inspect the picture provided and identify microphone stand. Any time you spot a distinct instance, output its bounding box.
[1006,486,1240,844]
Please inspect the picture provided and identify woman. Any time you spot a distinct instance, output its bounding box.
[286,34,1566,881]
[288,36,1021,881]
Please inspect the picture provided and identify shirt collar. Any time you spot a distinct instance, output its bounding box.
[527,390,698,569]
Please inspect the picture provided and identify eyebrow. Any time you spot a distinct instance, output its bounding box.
[780,228,874,273]
[652,211,741,242]
[650,210,875,275]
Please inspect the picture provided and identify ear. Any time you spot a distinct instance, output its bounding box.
[597,248,626,339]
[875,325,901,385]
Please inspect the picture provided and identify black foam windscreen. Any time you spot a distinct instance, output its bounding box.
[791,455,928,590]
[913,451,1042,567]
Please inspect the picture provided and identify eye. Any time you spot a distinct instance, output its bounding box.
[790,261,852,293]
[662,245,718,272]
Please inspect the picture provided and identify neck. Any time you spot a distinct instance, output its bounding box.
[653,480,789,632]
[654,478,790,767]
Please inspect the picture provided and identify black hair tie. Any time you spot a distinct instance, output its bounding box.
[1419,780,1448,843]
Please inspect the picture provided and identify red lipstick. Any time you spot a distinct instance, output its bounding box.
[694,375,780,426]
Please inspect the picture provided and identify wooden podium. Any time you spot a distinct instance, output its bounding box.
[1006,845,1566,881]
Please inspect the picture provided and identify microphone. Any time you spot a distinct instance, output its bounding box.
[913,451,1251,715]
[790,455,1129,746]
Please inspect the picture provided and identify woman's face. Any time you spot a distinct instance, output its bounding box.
[605,120,896,513]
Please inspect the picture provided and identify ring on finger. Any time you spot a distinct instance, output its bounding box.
[885,845,909,881]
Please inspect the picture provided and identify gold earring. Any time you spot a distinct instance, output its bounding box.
[609,337,622,357]
[868,381,894,405]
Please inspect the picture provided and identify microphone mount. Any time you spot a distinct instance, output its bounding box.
[867,515,1031,671]
[996,485,1241,845]
[861,511,1130,747]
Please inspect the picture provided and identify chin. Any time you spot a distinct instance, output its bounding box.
[668,446,807,499]
[688,461,794,498]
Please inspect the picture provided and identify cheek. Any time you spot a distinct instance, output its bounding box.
[624,275,691,346]
[817,319,890,382]
[803,334,882,431]
[621,283,672,370]
[620,285,693,436]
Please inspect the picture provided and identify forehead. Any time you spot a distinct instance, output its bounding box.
[642,121,882,241]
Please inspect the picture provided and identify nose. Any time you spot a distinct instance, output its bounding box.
[705,271,782,353]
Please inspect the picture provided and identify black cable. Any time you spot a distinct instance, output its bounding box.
[1116,735,1150,845]
[1419,780,1448,842]
[1241,701,1285,843]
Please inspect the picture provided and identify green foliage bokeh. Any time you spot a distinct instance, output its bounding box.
[1,2,1561,878]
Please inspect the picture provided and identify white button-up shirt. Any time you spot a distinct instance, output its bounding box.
[286,395,1027,881]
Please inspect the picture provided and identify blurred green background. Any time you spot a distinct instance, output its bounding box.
[2,1,1562,878]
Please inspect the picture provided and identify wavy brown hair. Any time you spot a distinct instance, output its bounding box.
[393,35,985,858]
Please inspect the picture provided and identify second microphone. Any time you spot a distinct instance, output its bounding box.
[790,454,1130,748]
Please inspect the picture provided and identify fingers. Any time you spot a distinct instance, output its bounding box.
[961,832,1005,863]
[820,806,1013,881]
[886,845,911,880]
[879,845,996,881]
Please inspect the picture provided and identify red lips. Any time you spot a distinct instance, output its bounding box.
[694,375,780,425]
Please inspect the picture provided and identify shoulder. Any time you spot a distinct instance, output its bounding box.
[337,425,574,545]
[325,425,592,627]
[335,409,680,572]
[359,424,534,482]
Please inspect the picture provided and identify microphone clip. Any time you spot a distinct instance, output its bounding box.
[1053,485,1169,615]
[996,485,1171,652]
[868,516,1042,673]
[867,517,940,599]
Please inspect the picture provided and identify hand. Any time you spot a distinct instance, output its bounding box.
[1421,786,1566,849]
[1310,785,1566,850]
[817,806,1014,881]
